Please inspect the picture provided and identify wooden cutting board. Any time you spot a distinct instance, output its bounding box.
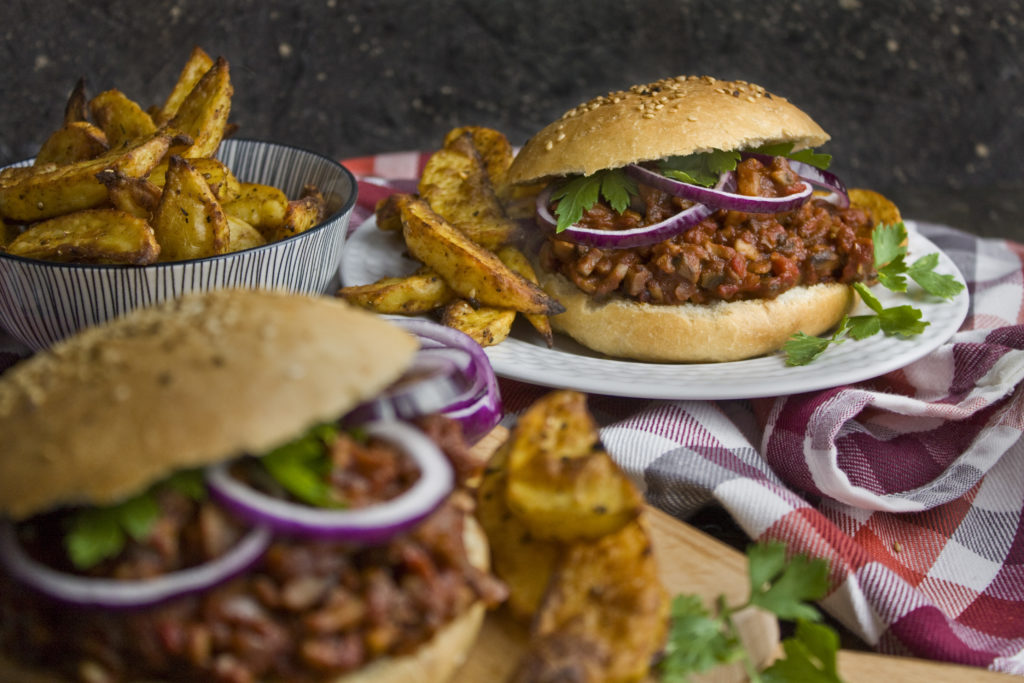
[456,427,1017,682]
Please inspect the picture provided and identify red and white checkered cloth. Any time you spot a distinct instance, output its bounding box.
[343,152,1024,675]
[2,152,1022,675]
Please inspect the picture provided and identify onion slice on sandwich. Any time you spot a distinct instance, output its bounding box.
[624,164,813,213]
[0,520,271,609]
[207,420,454,543]
[379,318,503,443]
[535,182,716,249]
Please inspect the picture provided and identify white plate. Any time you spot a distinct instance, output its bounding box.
[341,218,970,399]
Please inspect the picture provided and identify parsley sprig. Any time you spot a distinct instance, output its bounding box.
[660,541,841,682]
[551,145,830,231]
[783,222,965,366]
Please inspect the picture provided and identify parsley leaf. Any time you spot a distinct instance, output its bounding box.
[907,253,966,299]
[752,142,832,169]
[659,542,838,683]
[762,620,843,683]
[260,423,342,508]
[784,318,850,366]
[852,282,929,337]
[551,169,637,233]
[661,150,742,187]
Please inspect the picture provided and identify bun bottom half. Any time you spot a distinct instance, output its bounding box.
[539,269,854,363]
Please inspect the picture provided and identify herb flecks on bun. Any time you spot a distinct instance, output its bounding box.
[0,289,505,683]
[506,75,883,363]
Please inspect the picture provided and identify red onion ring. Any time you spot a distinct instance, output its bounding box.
[742,152,850,207]
[535,183,715,249]
[206,420,454,542]
[624,164,813,213]
[0,520,271,609]
[384,317,503,442]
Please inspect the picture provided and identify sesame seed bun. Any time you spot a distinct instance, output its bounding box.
[0,288,419,520]
[505,75,829,184]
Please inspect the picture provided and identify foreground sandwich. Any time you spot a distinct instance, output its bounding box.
[506,75,883,362]
[0,289,505,682]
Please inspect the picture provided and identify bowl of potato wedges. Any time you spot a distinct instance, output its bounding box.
[0,47,357,350]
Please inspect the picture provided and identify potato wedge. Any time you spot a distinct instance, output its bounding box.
[0,216,20,249]
[225,215,267,253]
[263,194,324,243]
[338,268,454,314]
[0,133,172,222]
[441,298,515,347]
[374,193,404,232]
[222,182,288,238]
[418,132,519,249]
[497,245,554,347]
[154,45,214,125]
[167,56,232,159]
[89,89,157,149]
[441,125,514,190]
[475,437,561,620]
[34,121,109,166]
[150,157,241,203]
[848,187,902,227]
[63,78,90,125]
[504,390,642,542]
[152,156,229,260]
[5,208,159,264]
[397,194,563,315]
[96,169,162,219]
[526,517,670,683]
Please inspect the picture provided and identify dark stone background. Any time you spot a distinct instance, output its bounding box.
[2,0,1022,238]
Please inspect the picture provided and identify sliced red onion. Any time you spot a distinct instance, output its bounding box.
[0,520,271,609]
[207,420,454,543]
[742,152,850,208]
[385,317,502,442]
[343,349,477,425]
[535,183,715,249]
[624,164,813,213]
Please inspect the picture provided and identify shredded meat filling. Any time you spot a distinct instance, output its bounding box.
[0,419,506,683]
[541,157,875,305]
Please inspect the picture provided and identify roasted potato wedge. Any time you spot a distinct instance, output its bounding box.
[95,169,162,219]
[222,182,288,238]
[504,390,642,542]
[526,517,670,683]
[0,216,20,249]
[151,157,241,203]
[152,156,229,260]
[62,78,90,125]
[374,193,404,232]
[89,89,157,149]
[397,194,563,315]
[848,187,902,227]
[262,194,324,243]
[34,121,108,166]
[441,299,515,347]
[418,132,519,250]
[225,215,267,253]
[475,437,561,620]
[153,45,214,125]
[167,56,232,159]
[442,125,514,190]
[497,244,554,347]
[338,268,454,314]
[5,208,159,264]
[0,133,171,222]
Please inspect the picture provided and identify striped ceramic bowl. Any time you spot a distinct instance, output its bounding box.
[0,139,357,351]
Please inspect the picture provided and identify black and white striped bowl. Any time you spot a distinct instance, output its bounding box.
[0,139,357,351]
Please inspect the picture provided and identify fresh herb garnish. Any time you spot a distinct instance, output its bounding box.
[64,469,206,570]
[552,169,637,233]
[551,146,828,231]
[260,423,342,508]
[660,541,839,682]
[784,221,965,366]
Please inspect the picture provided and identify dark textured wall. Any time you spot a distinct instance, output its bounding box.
[2,0,1022,236]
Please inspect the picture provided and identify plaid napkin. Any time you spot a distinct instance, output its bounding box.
[343,152,1024,675]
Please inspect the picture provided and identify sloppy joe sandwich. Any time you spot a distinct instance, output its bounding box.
[0,289,505,682]
[506,75,882,362]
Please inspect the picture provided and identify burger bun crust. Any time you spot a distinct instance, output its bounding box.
[506,75,830,184]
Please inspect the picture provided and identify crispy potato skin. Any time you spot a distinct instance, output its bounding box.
[6,208,159,264]
[440,299,516,347]
[152,156,229,261]
[339,269,454,315]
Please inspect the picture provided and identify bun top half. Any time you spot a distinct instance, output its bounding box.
[506,75,830,184]
[0,289,418,520]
